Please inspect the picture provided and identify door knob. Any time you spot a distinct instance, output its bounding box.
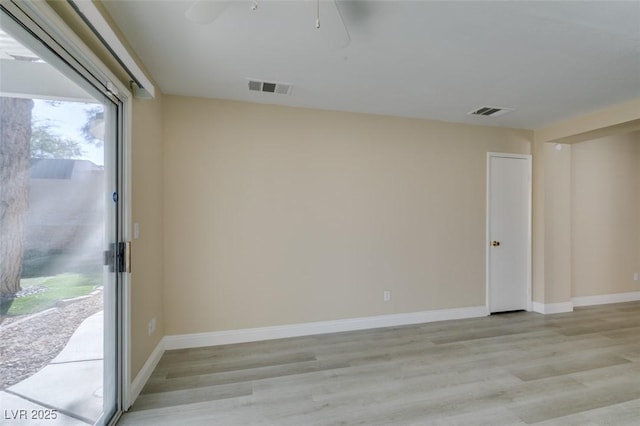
[492,241,501,247]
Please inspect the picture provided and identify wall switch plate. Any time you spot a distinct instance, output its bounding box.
[148,317,156,336]
[134,223,140,240]
[634,272,639,282]
[383,290,391,302]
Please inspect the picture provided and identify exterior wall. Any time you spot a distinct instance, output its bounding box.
[24,169,104,276]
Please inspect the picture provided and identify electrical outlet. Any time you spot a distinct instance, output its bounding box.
[148,317,156,336]
[383,290,391,302]
[634,272,639,282]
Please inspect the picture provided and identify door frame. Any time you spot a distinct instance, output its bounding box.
[1,0,133,422]
[28,2,135,412]
[485,152,533,313]
[31,0,136,412]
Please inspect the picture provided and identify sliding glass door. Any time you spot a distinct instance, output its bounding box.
[0,5,124,425]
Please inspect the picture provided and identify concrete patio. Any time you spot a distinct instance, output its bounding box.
[1,311,104,425]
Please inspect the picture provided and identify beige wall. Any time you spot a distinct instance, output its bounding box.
[535,98,640,144]
[48,1,166,381]
[130,94,164,378]
[571,132,640,297]
[163,96,531,335]
[531,141,545,303]
[542,143,573,303]
[532,100,640,306]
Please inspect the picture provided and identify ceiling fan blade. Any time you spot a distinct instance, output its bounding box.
[321,0,351,49]
[185,1,230,25]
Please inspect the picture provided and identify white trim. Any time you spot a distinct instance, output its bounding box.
[13,0,131,100]
[128,339,165,409]
[121,273,132,410]
[486,153,533,313]
[121,86,134,412]
[487,153,533,160]
[572,292,640,307]
[486,155,491,311]
[532,301,574,314]
[530,294,640,313]
[164,306,489,350]
[69,0,155,99]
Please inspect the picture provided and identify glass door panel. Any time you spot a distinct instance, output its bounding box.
[0,12,120,425]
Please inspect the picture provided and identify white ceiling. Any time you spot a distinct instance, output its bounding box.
[102,0,640,129]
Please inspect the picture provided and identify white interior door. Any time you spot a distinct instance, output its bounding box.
[487,153,531,313]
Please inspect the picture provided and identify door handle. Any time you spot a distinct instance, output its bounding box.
[492,241,501,247]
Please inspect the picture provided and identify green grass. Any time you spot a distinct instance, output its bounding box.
[1,273,100,316]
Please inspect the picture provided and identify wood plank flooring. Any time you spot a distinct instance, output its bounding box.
[119,302,640,425]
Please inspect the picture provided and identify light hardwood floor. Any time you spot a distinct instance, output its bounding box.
[119,302,640,425]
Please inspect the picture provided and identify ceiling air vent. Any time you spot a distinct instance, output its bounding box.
[468,106,512,117]
[247,79,293,95]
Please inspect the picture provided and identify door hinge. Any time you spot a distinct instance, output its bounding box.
[103,241,131,273]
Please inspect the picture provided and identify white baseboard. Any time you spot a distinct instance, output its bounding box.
[532,301,574,314]
[128,339,165,409]
[163,305,489,350]
[572,291,640,307]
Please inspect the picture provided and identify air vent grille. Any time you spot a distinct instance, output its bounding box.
[468,106,512,117]
[248,79,293,95]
